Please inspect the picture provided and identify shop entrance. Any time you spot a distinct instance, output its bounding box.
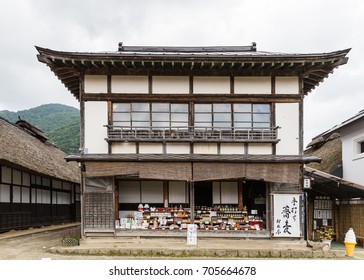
[194,181,213,207]
[242,180,266,217]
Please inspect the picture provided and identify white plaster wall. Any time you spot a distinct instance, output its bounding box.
[220,143,245,154]
[84,75,108,93]
[248,143,272,155]
[111,76,148,93]
[234,77,271,94]
[194,76,230,94]
[84,101,108,153]
[275,103,299,155]
[153,76,189,94]
[194,143,218,154]
[340,121,364,185]
[275,77,299,94]
[139,143,163,154]
[111,143,137,154]
[166,143,190,154]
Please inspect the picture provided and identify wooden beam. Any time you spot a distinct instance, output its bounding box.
[83,93,302,103]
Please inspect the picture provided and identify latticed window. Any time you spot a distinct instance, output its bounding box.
[194,104,231,129]
[113,102,271,129]
[113,103,188,128]
[234,104,271,129]
[152,103,188,128]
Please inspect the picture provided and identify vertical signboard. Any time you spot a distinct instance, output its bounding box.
[273,194,301,237]
[187,224,197,245]
[313,196,332,229]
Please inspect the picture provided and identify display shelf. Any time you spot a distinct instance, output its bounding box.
[119,206,264,230]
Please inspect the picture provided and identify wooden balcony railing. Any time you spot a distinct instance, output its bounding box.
[105,126,279,143]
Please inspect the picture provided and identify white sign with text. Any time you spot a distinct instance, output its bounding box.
[273,194,301,237]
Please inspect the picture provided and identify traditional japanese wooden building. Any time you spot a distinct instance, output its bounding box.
[36,43,349,238]
[0,118,80,232]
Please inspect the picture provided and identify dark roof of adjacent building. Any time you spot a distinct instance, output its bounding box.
[305,166,364,199]
[35,43,350,100]
[304,110,364,199]
[16,118,48,142]
[305,109,364,174]
[305,132,342,175]
[0,117,79,183]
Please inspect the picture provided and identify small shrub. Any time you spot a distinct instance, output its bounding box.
[62,228,81,247]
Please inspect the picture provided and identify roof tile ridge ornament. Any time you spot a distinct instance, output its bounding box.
[117,41,258,53]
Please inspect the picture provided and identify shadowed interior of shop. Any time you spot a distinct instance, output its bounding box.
[115,179,268,232]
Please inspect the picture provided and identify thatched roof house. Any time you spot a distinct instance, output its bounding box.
[0,117,79,183]
[305,132,342,176]
[304,110,364,199]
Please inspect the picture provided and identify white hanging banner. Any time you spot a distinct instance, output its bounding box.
[273,194,301,237]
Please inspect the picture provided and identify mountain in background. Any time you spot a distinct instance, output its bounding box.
[0,104,80,155]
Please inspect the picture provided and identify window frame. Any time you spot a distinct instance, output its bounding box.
[112,102,271,130]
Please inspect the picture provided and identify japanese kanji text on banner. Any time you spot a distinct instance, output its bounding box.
[273,194,301,237]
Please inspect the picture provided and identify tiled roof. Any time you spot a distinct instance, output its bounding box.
[36,43,350,100]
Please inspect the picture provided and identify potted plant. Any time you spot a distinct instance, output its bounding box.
[318,226,335,247]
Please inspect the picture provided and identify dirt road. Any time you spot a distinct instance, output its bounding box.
[0,230,63,260]
[1,225,363,260]
[0,227,114,260]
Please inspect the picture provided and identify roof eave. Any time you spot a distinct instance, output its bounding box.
[65,154,321,164]
[35,46,350,99]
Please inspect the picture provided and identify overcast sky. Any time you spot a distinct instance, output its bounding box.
[0,0,363,146]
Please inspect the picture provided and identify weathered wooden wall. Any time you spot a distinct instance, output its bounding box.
[85,162,301,184]
[308,200,364,244]
[337,203,364,243]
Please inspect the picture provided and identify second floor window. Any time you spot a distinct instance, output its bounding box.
[152,103,188,128]
[234,104,271,128]
[113,103,188,128]
[113,102,271,129]
[194,104,231,129]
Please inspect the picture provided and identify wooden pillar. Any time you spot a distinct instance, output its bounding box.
[114,180,119,220]
[80,167,86,238]
[266,183,271,232]
[189,181,195,223]
[163,181,169,208]
[238,180,243,210]
[334,200,340,242]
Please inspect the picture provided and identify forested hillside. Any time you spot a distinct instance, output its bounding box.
[0,104,80,154]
